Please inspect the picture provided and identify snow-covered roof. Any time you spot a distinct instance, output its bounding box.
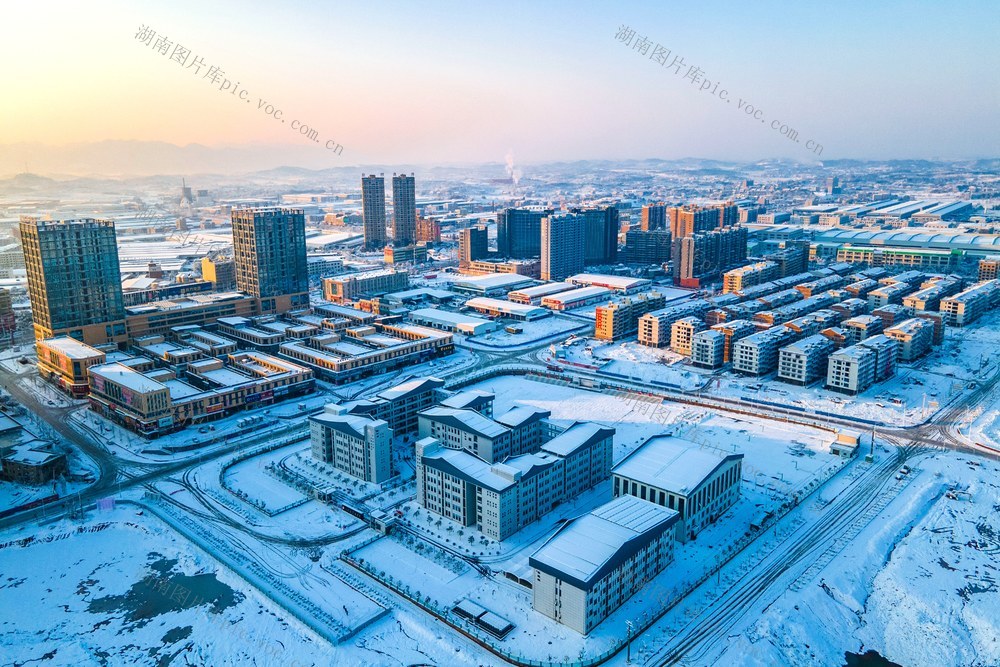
[310,413,384,439]
[38,336,104,360]
[568,273,651,292]
[495,406,550,429]
[541,286,611,305]
[465,297,548,318]
[529,495,679,590]
[376,377,445,402]
[540,422,615,458]
[439,390,494,412]
[418,407,509,439]
[408,308,493,328]
[419,443,515,492]
[508,282,575,299]
[452,273,535,290]
[612,435,743,496]
[89,363,167,394]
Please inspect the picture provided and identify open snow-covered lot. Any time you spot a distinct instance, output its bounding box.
[705,450,1000,667]
[0,506,496,667]
[0,510,332,666]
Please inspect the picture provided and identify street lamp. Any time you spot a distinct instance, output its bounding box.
[626,619,634,663]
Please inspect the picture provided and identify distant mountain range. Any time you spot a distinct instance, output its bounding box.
[0,141,996,185]
[0,140,361,179]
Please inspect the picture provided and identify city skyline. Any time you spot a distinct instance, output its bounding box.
[2,0,998,175]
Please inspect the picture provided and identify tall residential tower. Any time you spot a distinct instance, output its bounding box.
[19,217,127,345]
[361,174,387,250]
[231,207,309,313]
[392,173,416,247]
[541,215,585,281]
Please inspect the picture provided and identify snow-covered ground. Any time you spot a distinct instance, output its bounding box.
[548,339,707,391]
[704,451,1000,667]
[0,509,336,666]
[463,314,588,349]
[0,505,494,666]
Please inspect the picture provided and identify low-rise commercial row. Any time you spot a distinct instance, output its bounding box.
[279,322,454,384]
[88,350,315,437]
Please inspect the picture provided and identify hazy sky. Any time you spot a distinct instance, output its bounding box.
[2,0,998,166]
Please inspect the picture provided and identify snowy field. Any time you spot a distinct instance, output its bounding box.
[550,340,707,391]
[0,503,500,666]
[706,450,1000,667]
[0,510,334,666]
[464,313,589,349]
[224,449,308,513]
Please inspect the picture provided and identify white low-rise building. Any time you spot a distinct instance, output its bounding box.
[567,273,652,294]
[309,412,392,483]
[540,286,612,311]
[611,435,743,542]
[464,297,550,321]
[529,495,679,634]
[407,308,499,336]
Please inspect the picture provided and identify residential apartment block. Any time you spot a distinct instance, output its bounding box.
[637,302,709,347]
[670,316,704,356]
[826,345,876,395]
[594,293,666,341]
[731,327,797,375]
[884,317,935,362]
[777,334,835,385]
[690,329,726,369]
[940,280,999,326]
